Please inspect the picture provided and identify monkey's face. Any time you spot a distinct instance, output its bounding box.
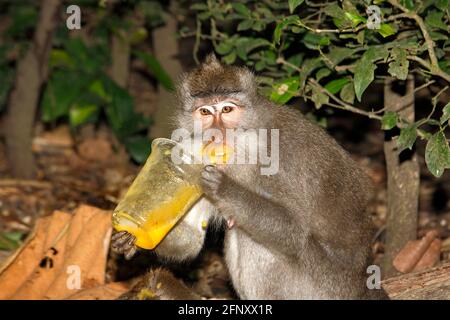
[175,54,260,134]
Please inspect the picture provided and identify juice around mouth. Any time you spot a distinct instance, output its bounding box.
[202,143,234,164]
[112,184,202,250]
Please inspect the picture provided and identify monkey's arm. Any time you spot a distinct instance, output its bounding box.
[201,166,306,258]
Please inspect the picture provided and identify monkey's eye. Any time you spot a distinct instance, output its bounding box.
[199,108,212,115]
[222,106,233,113]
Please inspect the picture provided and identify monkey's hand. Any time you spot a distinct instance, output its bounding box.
[111,230,138,260]
[200,165,239,227]
[200,165,232,202]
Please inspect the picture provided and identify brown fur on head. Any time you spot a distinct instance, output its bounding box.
[176,54,257,108]
[174,54,268,132]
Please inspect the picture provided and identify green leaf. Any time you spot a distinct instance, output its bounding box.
[41,71,88,122]
[89,79,109,101]
[129,27,148,45]
[354,55,376,102]
[381,111,398,130]
[237,20,254,31]
[316,68,331,81]
[255,60,266,71]
[344,12,366,27]
[298,58,322,91]
[102,76,150,139]
[377,24,396,38]
[64,38,108,74]
[364,46,389,62]
[311,85,329,109]
[397,124,417,152]
[400,0,415,10]
[440,103,450,125]
[429,31,449,41]
[69,103,99,127]
[134,50,174,91]
[190,3,208,10]
[425,10,448,31]
[252,20,265,31]
[223,50,237,64]
[324,78,349,94]
[425,131,449,177]
[388,48,409,80]
[289,0,304,13]
[0,231,23,251]
[434,0,449,10]
[324,3,345,19]
[282,53,304,74]
[239,38,271,55]
[6,4,38,39]
[340,82,355,104]
[215,40,234,55]
[324,3,351,29]
[49,49,75,69]
[232,3,251,16]
[352,47,388,102]
[270,77,299,105]
[303,33,330,49]
[125,136,152,164]
[273,15,301,44]
[327,47,357,66]
[197,11,211,20]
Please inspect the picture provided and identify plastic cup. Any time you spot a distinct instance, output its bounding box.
[112,138,203,250]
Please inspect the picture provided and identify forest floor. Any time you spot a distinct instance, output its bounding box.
[0,112,449,299]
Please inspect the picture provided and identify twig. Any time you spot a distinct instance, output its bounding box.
[407,56,450,83]
[428,85,450,121]
[300,13,410,35]
[414,80,435,93]
[308,79,382,120]
[388,0,439,70]
[276,57,302,72]
[277,57,384,119]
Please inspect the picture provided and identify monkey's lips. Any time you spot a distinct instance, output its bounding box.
[202,143,234,164]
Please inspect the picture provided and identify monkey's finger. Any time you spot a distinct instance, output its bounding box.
[204,165,217,172]
[112,230,129,241]
[111,233,132,247]
[201,170,222,184]
[124,246,137,260]
[120,234,136,251]
[111,232,134,251]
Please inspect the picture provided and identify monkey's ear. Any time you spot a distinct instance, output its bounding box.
[203,53,221,68]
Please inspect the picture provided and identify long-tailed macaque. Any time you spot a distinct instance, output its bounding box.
[112,54,388,299]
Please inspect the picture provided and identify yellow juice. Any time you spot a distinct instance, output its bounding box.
[202,143,234,164]
[113,184,202,249]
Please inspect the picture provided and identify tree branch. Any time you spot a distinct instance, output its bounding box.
[407,56,450,83]
[388,0,440,69]
[308,79,382,120]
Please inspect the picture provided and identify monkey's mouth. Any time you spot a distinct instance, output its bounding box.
[201,142,234,165]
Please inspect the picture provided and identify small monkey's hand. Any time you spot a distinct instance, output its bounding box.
[111,231,138,260]
[201,165,236,228]
[200,165,227,202]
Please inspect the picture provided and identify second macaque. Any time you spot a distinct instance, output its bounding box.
[112,54,388,299]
